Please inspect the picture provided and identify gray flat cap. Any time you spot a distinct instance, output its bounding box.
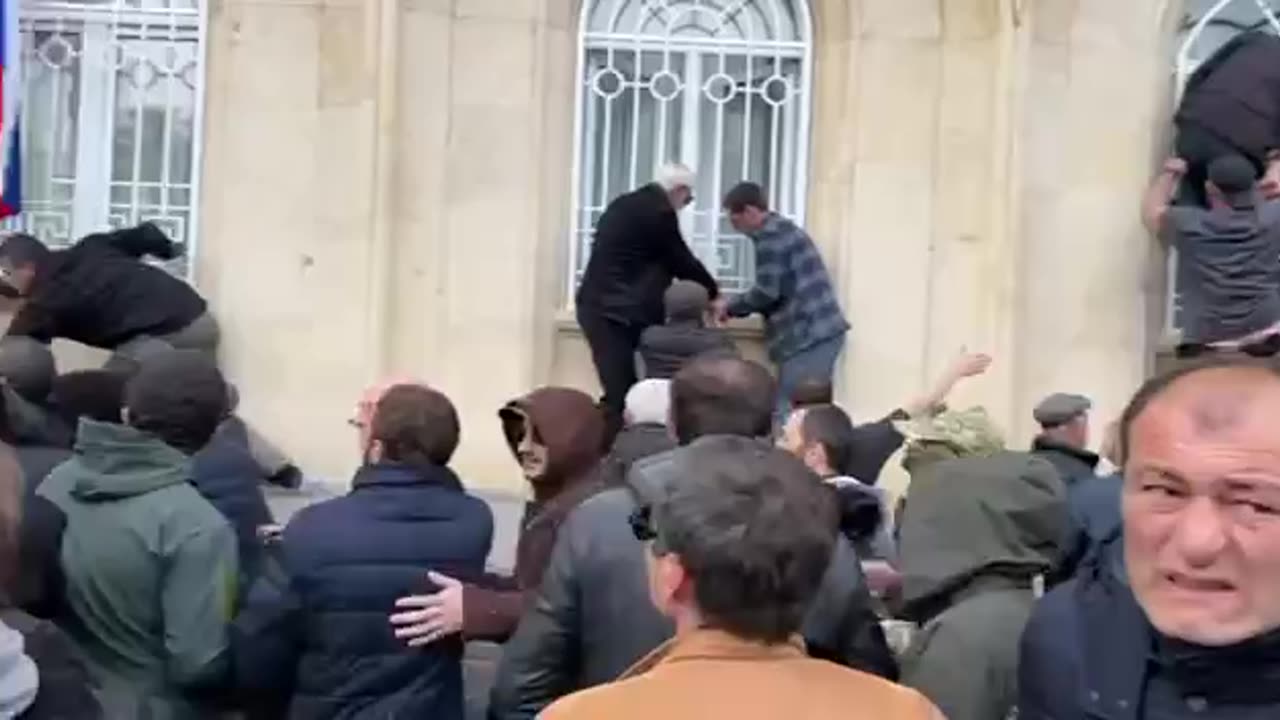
[1033,393,1092,428]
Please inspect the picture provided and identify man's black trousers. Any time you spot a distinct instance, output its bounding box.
[577,308,645,444]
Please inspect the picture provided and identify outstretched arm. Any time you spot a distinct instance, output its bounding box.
[78,222,182,260]
[900,350,992,419]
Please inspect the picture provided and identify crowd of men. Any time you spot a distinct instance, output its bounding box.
[0,281,1276,720]
[0,25,1277,720]
[0,222,1268,720]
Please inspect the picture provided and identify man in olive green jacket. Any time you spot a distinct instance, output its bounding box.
[37,351,238,719]
[893,414,1067,720]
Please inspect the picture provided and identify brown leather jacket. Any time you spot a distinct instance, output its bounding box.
[461,388,604,641]
[541,629,942,720]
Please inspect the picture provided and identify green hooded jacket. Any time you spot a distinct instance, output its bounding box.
[37,419,237,720]
[897,450,1067,720]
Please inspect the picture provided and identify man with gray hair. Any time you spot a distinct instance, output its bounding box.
[576,163,720,439]
[639,281,738,379]
[600,379,676,487]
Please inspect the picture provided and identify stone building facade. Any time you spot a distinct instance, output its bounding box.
[18,0,1235,491]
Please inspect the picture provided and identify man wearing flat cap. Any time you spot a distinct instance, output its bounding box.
[1030,393,1099,491]
[1143,153,1280,358]
[1031,394,1105,583]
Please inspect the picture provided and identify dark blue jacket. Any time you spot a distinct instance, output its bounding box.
[1020,573,1280,720]
[192,432,274,590]
[1062,473,1125,583]
[232,463,494,720]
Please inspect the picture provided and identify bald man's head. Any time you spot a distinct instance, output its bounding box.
[671,356,776,445]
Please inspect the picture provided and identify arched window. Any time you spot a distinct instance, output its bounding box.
[569,0,813,298]
[1166,0,1280,335]
[6,0,207,276]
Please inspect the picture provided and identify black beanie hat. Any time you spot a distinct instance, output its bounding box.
[124,350,226,454]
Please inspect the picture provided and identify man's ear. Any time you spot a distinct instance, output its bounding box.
[666,554,696,606]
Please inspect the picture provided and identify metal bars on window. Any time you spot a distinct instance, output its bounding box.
[6,0,206,277]
[1166,0,1280,337]
[569,0,813,300]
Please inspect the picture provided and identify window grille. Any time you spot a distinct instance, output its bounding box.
[6,0,206,276]
[569,0,813,299]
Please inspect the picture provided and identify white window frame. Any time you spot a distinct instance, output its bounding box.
[567,0,814,305]
[8,0,209,279]
[1167,0,1280,340]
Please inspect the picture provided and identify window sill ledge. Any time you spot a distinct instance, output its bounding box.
[554,309,765,339]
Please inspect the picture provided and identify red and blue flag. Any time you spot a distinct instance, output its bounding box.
[0,0,20,219]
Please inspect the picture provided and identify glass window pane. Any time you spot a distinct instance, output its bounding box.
[111,33,197,251]
[6,29,83,246]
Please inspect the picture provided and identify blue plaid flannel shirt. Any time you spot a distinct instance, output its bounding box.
[726,213,849,362]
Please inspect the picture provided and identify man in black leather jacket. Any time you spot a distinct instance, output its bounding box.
[488,356,896,720]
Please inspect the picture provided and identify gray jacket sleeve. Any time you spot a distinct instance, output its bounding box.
[488,509,584,720]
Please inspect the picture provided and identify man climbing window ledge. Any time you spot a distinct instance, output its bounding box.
[1143,155,1280,360]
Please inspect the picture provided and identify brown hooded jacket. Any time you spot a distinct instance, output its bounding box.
[462,387,605,640]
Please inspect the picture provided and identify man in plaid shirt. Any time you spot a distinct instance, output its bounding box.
[716,182,850,422]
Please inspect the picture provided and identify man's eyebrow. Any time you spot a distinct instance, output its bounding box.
[1128,464,1189,484]
[1221,476,1280,494]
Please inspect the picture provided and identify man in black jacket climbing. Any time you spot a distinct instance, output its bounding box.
[0,223,217,365]
[0,225,301,486]
[575,163,719,440]
[1176,30,1280,206]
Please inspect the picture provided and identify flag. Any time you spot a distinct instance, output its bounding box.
[0,0,20,219]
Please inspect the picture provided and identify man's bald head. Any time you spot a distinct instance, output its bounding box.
[671,356,776,445]
[1118,358,1280,465]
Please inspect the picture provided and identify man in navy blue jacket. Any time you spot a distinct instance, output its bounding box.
[233,383,494,719]
[1020,358,1280,720]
